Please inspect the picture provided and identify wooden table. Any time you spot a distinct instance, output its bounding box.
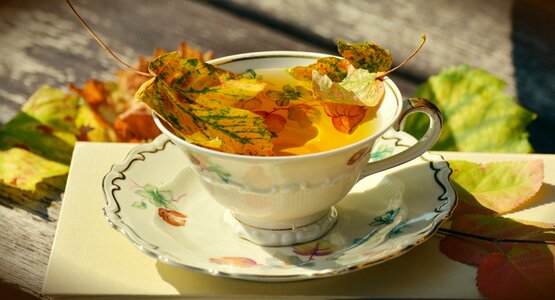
[1,0,554,298]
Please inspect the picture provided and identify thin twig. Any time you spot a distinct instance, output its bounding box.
[437,227,555,245]
[66,0,153,77]
[379,34,426,79]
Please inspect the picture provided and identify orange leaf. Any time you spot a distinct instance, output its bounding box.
[323,102,367,134]
[69,80,107,106]
[113,103,161,142]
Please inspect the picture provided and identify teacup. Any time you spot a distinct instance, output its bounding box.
[153,51,442,246]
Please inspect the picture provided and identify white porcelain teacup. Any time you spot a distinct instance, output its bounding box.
[153,51,442,246]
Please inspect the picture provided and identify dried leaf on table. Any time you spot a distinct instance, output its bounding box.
[403,65,537,152]
[0,148,69,191]
[0,86,78,191]
[113,103,161,143]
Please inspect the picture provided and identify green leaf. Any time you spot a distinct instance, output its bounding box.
[337,40,392,72]
[404,65,536,152]
[449,160,543,214]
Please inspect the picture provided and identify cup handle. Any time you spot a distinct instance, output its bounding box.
[360,97,443,178]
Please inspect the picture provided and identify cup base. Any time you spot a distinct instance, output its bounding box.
[223,207,338,247]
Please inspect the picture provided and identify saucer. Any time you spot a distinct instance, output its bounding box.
[103,130,456,282]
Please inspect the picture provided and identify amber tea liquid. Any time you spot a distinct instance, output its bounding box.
[249,68,381,156]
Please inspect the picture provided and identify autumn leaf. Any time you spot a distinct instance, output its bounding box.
[312,68,384,107]
[195,78,266,109]
[322,102,368,134]
[337,40,392,73]
[439,215,555,299]
[288,56,351,83]
[449,160,544,214]
[478,247,555,299]
[0,87,78,165]
[136,52,273,155]
[0,148,69,191]
[74,100,117,142]
[403,65,536,152]
[113,103,161,142]
[287,104,321,128]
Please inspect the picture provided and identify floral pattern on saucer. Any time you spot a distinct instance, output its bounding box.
[103,130,456,282]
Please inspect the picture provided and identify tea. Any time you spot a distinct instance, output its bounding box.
[248,68,381,156]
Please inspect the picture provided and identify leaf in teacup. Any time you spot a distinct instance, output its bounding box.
[439,215,555,299]
[312,68,384,107]
[322,103,368,134]
[449,160,543,214]
[403,65,536,152]
[288,56,351,83]
[337,40,392,73]
[136,52,273,156]
[287,104,321,128]
[195,78,266,109]
[0,148,69,191]
[146,52,221,102]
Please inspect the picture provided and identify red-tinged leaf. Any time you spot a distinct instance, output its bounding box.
[323,102,367,133]
[113,103,161,142]
[440,236,493,266]
[449,160,544,214]
[69,80,107,106]
[477,246,555,299]
[254,112,286,134]
[440,215,555,266]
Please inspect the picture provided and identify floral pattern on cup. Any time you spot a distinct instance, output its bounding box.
[186,152,232,183]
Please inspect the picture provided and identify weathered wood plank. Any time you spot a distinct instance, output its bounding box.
[221,0,555,152]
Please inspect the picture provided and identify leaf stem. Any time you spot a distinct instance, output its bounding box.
[436,227,555,245]
[65,0,153,77]
[379,34,426,79]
